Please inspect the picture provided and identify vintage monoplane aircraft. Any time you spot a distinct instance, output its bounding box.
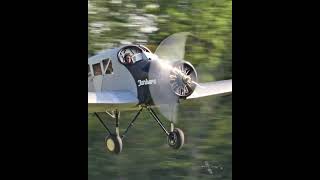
[88,32,232,154]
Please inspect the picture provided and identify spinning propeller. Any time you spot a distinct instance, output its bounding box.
[148,32,199,123]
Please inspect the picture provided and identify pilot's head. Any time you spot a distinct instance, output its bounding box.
[124,53,133,64]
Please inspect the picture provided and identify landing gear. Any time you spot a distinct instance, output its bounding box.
[94,108,143,154]
[105,134,122,154]
[146,107,185,150]
[105,110,122,154]
[94,106,185,154]
[95,109,123,154]
[167,128,184,149]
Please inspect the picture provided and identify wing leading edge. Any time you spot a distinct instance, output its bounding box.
[88,80,231,111]
[187,80,232,99]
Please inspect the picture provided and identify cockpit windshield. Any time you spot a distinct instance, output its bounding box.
[118,45,150,65]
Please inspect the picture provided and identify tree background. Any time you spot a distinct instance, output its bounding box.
[88,0,232,179]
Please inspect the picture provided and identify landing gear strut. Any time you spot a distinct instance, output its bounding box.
[146,107,184,150]
[94,107,185,154]
[95,110,123,154]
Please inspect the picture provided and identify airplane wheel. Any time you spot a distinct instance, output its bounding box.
[167,128,184,150]
[105,135,122,154]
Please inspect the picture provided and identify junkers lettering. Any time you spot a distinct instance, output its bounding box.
[137,79,157,87]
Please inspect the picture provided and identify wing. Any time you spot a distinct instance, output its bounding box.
[88,90,139,104]
[88,90,139,113]
[187,80,232,99]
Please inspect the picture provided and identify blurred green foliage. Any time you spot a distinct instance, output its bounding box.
[89,0,232,179]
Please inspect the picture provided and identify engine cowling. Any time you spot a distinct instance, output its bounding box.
[169,61,198,98]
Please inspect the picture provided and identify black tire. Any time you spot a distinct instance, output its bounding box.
[167,128,184,150]
[105,135,123,154]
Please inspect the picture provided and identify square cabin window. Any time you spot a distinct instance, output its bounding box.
[93,63,102,76]
[102,58,113,74]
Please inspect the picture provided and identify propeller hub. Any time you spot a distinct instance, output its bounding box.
[182,75,192,84]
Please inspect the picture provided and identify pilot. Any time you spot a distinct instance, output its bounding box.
[124,53,133,65]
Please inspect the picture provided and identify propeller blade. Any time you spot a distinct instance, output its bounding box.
[149,32,195,123]
[154,32,191,61]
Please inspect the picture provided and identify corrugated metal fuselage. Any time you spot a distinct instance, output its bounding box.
[88,47,156,112]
